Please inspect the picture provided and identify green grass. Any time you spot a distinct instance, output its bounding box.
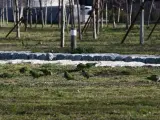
[0,64,160,119]
[0,23,160,54]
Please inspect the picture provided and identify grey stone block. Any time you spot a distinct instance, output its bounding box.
[155,58,160,64]
[3,53,12,59]
[115,56,123,61]
[123,56,132,62]
[82,55,93,61]
[93,56,103,61]
[66,55,74,60]
[132,57,144,63]
[29,54,37,59]
[12,53,29,59]
[0,53,4,59]
[56,54,66,60]
[145,58,156,64]
[37,53,47,60]
[73,55,82,60]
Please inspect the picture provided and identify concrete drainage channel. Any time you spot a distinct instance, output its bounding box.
[0,51,160,67]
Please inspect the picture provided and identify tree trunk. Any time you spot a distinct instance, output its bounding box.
[0,8,2,27]
[2,0,4,26]
[100,0,104,28]
[61,0,65,48]
[25,0,29,31]
[29,0,33,28]
[50,0,53,25]
[58,0,61,28]
[82,0,85,24]
[20,6,24,20]
[76,0,82,40]
[14,0,20,38]
[147,0,154,26]
[2,7,5,26]
[93,0,97,39]
[34,8,38,27]
[39,0,44,28]
[140,0,144,45]
[70,0,77,50]
[96,0,100,34]
[105,1,108,25]
[82,5,85,23]
[19,6,24,27]
[6,2,8,25]
[45,1,48,25]
[112,0,116,28]
[117,5,121,23]
[12,0,16,25]
[129,0,133,26]
[126,0,129,29]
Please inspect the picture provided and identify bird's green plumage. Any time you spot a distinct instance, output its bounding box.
[64,71,74,80]
[76,63,97,71]
[147,75,160,82]
[76,63,86,70]
[19,67,29,74]
[86,63,97,68]
[40,69,52,76]
[30,70,43,78]
[82,70,90,79]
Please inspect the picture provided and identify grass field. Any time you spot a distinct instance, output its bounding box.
[0,23,159,54]
[0,23,160,120]
[0,64,160,120]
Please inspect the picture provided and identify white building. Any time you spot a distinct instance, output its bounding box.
[32,0,70,7]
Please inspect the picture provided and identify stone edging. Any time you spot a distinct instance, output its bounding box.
[0,51,160,64]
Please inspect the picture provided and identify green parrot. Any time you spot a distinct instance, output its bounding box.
[82,70,90,79]
[19,67,28,74]
[86,63,97,68]
[76,63,86,70]
[76,63,97,71]
[147,75,160,82]
[30,70,43,78]
[64,71,74,80]
[40,69,52,76]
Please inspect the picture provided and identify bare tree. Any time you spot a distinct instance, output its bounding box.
[29,0,33,28]
[50,0,53,25]
[69,0,77,50]
[117,2,121,23]
[44,0,48,25]
[100,0,104,28]
[140,0,144,45]
[105,0,108,25]
[14,0,20,38]
[76,0,82,40]
[129,0,134,26]
[5,1,9,25]
[58,0,61,27]
[148,0,155,27]
[61,0,65,47]
[39,0,44,28]
[96,0,100,34]
[125,0,129,29]
[93,0,97,39]
[112,0,116,28]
